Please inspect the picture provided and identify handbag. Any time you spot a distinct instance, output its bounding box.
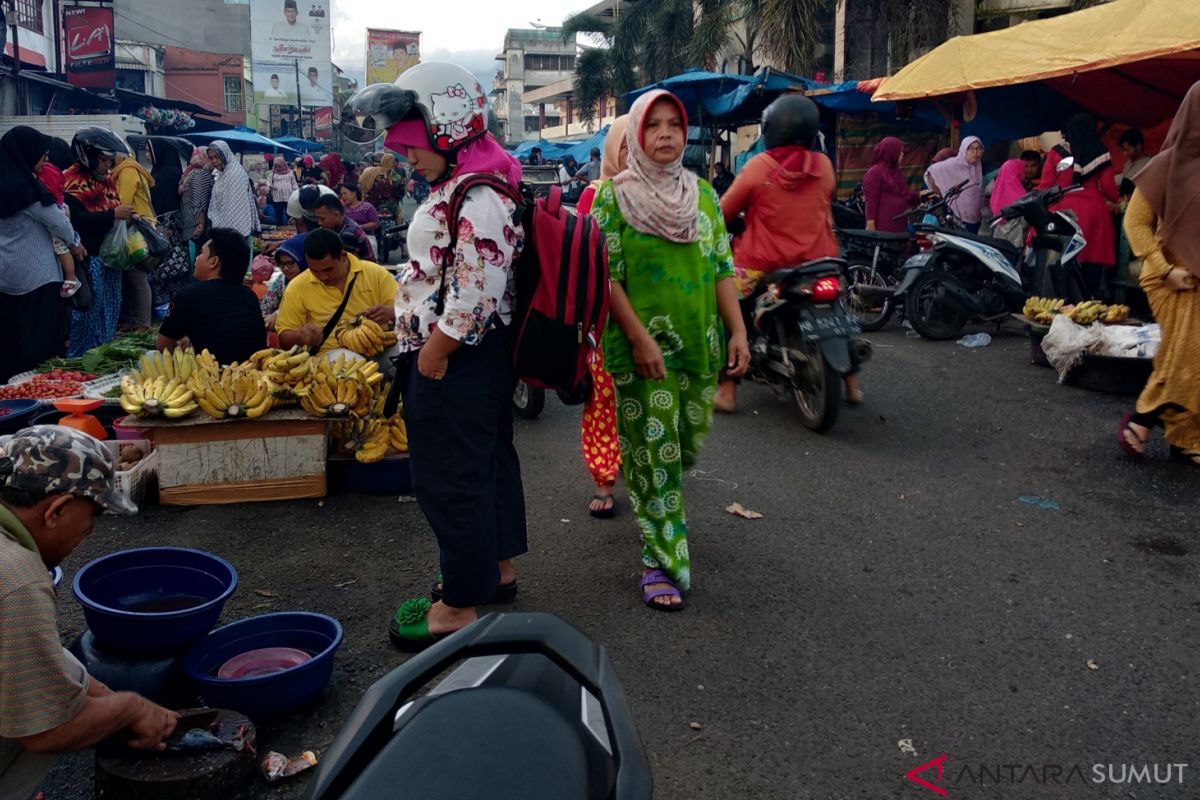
[67,255,95,312]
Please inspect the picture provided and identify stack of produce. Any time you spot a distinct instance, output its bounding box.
[190,364,273,420]
[1022,296,1064,325]
[1065,301,1130,325]
[332,382,408,462]
[335,315,398,357]
[300,355,379,418]
[251,347,314,407]
[118,374,198,419]
[0,370,96,401]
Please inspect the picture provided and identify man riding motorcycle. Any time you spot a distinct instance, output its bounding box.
[716,95,857,412]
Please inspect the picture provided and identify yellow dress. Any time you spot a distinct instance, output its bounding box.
[1126,189,1200,450]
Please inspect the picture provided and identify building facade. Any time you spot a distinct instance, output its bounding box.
[163,47,247,127]
[492,27,576,143]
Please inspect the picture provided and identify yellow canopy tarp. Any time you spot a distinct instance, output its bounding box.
[874,0,1200,103]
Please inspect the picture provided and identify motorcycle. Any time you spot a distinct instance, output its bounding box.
[895,158,1084,341]
[304,612,652,800]
[999,177,1088,303]
[742,259,873,432]
[375,208,409,266]
[832,182,866,230]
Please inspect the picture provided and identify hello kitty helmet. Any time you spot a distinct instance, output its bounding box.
[342,61,488,154]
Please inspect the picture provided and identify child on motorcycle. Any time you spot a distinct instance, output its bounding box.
[715,95,855,412]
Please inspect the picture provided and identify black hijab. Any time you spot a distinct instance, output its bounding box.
[1064,113,1110,177]
[0,126,55,218]
[147,137,188,214]
[48,137,74,170]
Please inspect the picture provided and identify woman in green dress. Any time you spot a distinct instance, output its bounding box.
[589,89,750,610]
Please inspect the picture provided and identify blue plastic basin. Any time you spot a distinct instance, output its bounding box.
[0,400,41,435]
[183,612,343,718]
[72,547,238,655]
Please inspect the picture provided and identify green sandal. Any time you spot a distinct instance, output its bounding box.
[387,598,446,652]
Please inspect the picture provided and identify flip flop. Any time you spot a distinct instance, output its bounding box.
[429,574,518,604]
[387,597,448,652]
[589,493,617,519]
[1170,446,1200,469]
[640,568,685,612]
[1118,412,1148,458]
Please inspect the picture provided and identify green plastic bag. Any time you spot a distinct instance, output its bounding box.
[99,220,131,271]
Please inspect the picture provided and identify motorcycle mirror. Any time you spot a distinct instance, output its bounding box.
[1055,156,1075,173]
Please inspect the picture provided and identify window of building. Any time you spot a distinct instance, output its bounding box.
[115,70,146,94]
[524,54,575,72]
[224,75,243,112]
[13,0,43,33]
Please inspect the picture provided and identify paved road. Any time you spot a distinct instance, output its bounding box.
[45,326,1198,799]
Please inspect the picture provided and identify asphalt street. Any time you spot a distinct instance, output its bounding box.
[45,324,1199,799]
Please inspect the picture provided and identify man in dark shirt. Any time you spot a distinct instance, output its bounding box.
[711,161,734,197]
[156,228,267,364]
[313,194,376,262]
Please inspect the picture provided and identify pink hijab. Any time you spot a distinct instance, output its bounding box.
[386,118,521,189]
[925,136,984,224]
[989,159,1028,216]
[613,89,699,244]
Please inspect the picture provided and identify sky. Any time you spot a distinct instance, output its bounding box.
[329,0,596,91]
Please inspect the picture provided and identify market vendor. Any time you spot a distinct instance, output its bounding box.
[313,193,376,261]
[155,228,267,364]
[275,228,396,354]
[0,427,178,800]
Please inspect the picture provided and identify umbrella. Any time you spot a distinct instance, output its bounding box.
[276,136,324,153]
[182,129,298,154]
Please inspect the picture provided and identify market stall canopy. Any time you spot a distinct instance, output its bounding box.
[182,129,298,155]
[873,0,1200,130]
[627,68,822,127]
[275,136,324,153]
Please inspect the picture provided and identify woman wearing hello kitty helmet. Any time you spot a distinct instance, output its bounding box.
[345,62,529,651]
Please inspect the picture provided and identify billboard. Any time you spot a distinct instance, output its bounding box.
[250,0,332,111]
[64,5,115,89]
[365,29,420,85]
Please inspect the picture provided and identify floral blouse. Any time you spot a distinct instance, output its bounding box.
[394,174,523,352]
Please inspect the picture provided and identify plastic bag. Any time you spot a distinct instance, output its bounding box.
[132,218,171,258]
[126,228,149,264]
[99,221,131,271]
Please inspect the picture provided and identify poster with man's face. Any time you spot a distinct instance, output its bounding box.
[366,29,421,85]
[250,0,332,110]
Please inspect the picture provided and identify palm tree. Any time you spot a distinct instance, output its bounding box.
[755,0,828,75]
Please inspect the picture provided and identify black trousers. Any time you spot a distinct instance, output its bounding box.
[0,283,67,383]
[403,329,528,608]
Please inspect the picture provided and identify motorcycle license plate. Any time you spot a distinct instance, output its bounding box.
[799,310,857,340]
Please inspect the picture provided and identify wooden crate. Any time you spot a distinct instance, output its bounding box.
[137,409,328,506]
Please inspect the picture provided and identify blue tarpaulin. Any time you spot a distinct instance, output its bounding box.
[182,129,298,154]
[626,68,820,126]
[275,135,324,153]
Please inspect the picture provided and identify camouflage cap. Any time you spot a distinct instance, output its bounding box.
[0,426,137,515]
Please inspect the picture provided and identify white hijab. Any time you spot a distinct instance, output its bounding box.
[207,140,258,236]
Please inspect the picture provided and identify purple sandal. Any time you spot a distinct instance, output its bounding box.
[640,569,685,612]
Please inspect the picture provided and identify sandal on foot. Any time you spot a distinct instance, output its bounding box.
[589,493,617,519]
[429,574,518,605]
[1119,412,1148,458]
[1170,446,1200,469]
[388,597,448,652]
[640,569,685,612]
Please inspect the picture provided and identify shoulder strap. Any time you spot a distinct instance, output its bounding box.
[434,175,523,316]
[312,271,360,355]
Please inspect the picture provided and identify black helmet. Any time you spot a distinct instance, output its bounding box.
[762,94,820,150]
[71,127,130,171]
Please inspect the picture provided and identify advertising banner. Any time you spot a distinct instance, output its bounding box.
[365,29,420,85]
[250,0,332,111]
[64,5,115,89]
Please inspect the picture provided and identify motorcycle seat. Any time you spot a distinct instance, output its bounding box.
[767,258,847,284]
[838,228,910,243]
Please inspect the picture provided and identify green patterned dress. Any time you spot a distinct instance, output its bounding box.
[589,179,735,590]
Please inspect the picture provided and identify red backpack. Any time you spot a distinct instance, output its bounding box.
[442,176,610,396]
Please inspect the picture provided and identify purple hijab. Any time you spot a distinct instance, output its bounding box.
[925,136,983,224]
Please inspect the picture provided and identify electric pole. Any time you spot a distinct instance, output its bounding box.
[294,58,303,137]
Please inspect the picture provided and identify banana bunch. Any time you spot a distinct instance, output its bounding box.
[327,353,384,390]
[300,358,373,418]
[388,414,409,454]
[335,418,390,464]
[1067,300,1107,325]
[193,365,273,420]
[251,346,314,406]
[192,349,220,386]
[1103,304,1130,324]
[335,315,398,357]
[119,374,197,419]
[134,347,198,384]
[1022,296,1064,325]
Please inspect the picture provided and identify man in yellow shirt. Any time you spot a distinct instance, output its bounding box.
[276,228,398,353]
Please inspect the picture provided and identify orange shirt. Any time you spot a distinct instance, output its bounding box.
[720,148,839,272]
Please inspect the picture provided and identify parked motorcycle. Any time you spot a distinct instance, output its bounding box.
[304,613,652,800]
[376,209,409,266]
[742,259,872,432]
[998,175,1088,303]
[832,182,866,230]
[895,159,1084,340]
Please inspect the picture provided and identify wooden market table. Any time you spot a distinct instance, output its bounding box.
[134,408,329,506]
